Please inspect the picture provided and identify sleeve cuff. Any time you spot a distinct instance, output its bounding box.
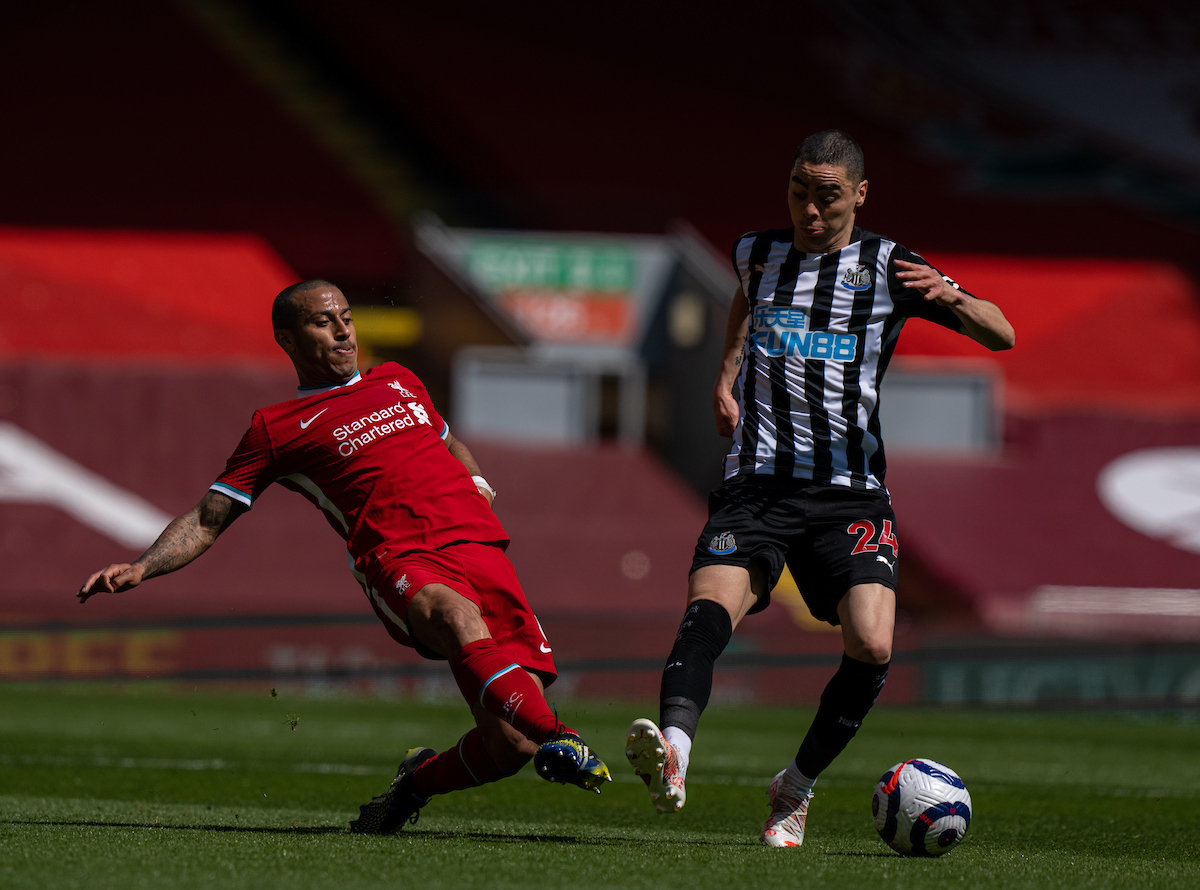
[209,482,252,508]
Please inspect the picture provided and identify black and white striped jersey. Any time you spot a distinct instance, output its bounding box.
[725,226,969,491]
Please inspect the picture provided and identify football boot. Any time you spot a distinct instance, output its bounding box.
[624,718,686,814]
[761,768,813,847]
[534,731,611,793]
[349,746,436,834]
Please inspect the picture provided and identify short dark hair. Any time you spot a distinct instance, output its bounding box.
[792,130,865,184]
[272,279,338,331]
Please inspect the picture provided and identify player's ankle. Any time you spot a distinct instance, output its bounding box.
[662,726,693,775]
[781,761,817,798]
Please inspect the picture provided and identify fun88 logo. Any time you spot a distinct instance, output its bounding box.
[751,307,857,361]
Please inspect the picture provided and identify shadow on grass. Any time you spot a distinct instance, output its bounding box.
[412,829,739,847]
[1,819,342,835]
[1,819,745,846]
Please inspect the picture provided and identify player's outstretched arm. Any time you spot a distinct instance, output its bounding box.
[894,259,1015,351]
[712,288,751,437]
[77,489,244,603]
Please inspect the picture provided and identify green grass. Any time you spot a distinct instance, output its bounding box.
[1,685,1198,889]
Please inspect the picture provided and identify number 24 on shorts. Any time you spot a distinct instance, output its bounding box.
[847,519,899,556]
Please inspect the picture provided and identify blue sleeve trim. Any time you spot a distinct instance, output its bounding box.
[209,482,252,508]
[440,421,450,440]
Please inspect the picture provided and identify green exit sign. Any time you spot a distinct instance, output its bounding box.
[466,240,635,292]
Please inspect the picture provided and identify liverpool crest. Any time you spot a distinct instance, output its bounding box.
[388,380,416,398]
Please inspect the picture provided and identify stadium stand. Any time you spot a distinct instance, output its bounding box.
[896,253,1200,413]
[0,228,294,365]
[282,0,1200,258]
[6,1,1200,273]
[3,1,1200,705]
[0,0,403,287]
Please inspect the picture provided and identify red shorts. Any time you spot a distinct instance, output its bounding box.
[360,542,557,681]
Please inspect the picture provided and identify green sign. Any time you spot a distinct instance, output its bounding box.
[465,240,635,292]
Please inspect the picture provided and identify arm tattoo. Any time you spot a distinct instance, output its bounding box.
[137,491,241,579]
[138,513,209,578]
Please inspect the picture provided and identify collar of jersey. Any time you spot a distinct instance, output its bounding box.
[297,371,362,398]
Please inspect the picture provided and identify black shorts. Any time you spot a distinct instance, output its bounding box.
[690,475,900,625]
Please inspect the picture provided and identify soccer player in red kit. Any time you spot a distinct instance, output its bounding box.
[78,279,611,833]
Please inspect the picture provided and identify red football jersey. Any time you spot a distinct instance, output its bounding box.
[211,362,508,581]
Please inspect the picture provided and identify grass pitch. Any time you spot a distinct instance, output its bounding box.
[1,685,1198,889]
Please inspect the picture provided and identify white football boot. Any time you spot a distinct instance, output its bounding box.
[761,768,814,847]
[624,718,686,814]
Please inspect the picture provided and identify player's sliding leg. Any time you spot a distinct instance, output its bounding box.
[406,583,610,792]
[350,686,611,834]
[448,639,611,792]
[351,706,531,834]
[449,638,566,743]
[418,705,533,792]
[763,584,893,847]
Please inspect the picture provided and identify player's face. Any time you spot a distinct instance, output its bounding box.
[276,286,358,386]
[787,161,867,254]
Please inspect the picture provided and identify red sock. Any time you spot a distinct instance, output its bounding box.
[449,638,571,744]
[412,728,519,797]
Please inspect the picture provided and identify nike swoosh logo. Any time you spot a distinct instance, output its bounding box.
[539,643,552,653]
[299,408,328,429]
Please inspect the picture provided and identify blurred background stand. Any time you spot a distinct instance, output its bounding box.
[2,0,1200,707]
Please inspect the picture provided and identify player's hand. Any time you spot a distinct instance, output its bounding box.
[713,380,739,437]
[78,563,145,603]
[470,476,496,509]
[894,259,963,308]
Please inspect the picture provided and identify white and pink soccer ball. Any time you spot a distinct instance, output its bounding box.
[872,758,972,856]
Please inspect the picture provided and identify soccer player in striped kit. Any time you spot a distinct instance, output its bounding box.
[79,280,610,834]
[626,131,1014,846]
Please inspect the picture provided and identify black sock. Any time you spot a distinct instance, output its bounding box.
[658,599,733,739]
[794,653,889,778]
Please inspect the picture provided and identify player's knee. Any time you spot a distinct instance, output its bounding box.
[428,605,477,641]
[863,641,893,665]
[410,585,485,646]
[849,634,892,665]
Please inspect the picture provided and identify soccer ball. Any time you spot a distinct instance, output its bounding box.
[872,758,972,856]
